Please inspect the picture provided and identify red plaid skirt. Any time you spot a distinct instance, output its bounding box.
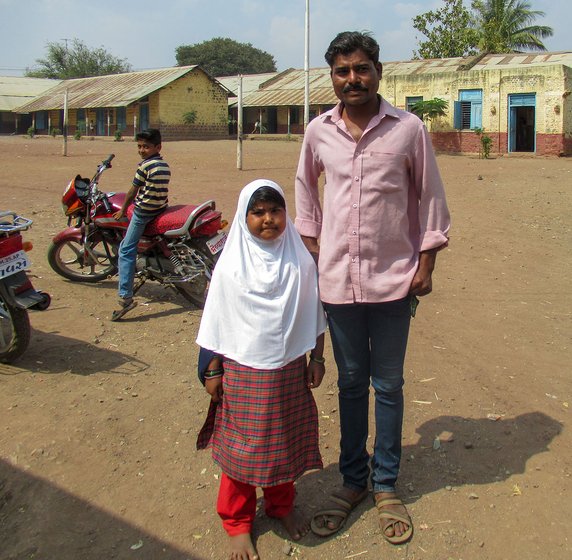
[200,356,322,487]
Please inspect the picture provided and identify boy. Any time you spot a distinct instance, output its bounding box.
[111,128,170,321]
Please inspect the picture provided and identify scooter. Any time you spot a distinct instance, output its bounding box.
[0,212,51,363]
[47,154,227,309]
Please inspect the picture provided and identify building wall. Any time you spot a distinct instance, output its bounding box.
[23,69,228,140]
[155,71,228,139]
[381,64,570,156]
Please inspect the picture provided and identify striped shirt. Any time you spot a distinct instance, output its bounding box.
[133,155,170,215]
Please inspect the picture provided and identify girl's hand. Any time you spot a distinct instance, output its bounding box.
[205,376,223,402]
[306,361,325,389]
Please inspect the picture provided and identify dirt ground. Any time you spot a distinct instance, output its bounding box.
[0,134,570,560]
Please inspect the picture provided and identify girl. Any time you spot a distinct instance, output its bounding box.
[196,179,327,560]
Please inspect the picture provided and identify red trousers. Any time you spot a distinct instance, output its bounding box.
[217,473,295,536]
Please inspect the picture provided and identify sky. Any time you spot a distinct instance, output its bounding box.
[1,0,570,77]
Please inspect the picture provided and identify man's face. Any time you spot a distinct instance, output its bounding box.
[137,140,161,160]
[330,49,382,107]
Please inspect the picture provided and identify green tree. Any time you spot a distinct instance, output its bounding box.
[410,98,449,129]
[413,0,479,58]
[471,0,553,53]
[25,39,132,79]
[175,37,276,77]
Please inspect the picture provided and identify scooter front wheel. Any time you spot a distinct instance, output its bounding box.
[0,293,31,364]
[48,238,118,283]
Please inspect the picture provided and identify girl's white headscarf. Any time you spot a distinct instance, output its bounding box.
[196,179,327,369]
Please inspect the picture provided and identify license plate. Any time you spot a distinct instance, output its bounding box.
[0,250,30,279]
[205,232,227,255]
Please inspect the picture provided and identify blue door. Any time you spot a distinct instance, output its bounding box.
[96,108,105,136]
[508,94,536,152]
[139,103,149,131]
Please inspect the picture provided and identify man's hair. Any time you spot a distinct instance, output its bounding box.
[324,31,380,66]
[136,128,162,145]
[247,186,286,215]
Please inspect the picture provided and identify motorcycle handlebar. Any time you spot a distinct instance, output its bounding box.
[102,154,115,167]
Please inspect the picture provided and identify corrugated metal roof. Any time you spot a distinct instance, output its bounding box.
[216,72,279,96]
[240,51,572,107]
[0,76,60,111]
[14,66,213,113]
[243,68,338,107]
[382,51,572,75]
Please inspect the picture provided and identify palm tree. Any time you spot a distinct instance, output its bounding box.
[472,0,553,53]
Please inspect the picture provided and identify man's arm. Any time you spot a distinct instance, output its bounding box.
[300,235,320,265]
[113,185,138,220]
[409,248,439,296]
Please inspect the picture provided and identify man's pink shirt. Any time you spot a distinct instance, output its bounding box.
[295,98,451,304]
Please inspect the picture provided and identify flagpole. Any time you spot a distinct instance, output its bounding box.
[303,0,310,131]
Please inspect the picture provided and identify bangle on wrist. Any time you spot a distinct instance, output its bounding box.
[204,368,224,379]
[309,354,325,364]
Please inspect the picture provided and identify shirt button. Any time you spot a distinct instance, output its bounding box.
[352,231,357,235]
[354,176,359,181]
[351,257,356,263]
[352,203,357,208]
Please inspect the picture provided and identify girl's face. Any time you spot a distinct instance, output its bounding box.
[246,200,287,241]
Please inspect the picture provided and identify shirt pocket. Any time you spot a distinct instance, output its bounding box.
[361,151,410,195]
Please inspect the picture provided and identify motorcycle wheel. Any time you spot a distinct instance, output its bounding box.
[0,294,31,364]
[174,247,216,309]
[48,238,118,283]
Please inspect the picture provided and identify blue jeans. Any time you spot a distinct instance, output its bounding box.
[324,298,411,494]
[117,211,156,299]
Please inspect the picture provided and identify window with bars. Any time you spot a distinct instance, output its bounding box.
[406,96,423,117]
[454,90,482,130]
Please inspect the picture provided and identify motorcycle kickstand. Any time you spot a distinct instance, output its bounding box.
[132,276,146,296]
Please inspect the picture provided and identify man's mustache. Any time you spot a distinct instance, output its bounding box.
[342,84,368,93]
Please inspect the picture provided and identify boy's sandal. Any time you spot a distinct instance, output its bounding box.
[310,488,369,537]
[375,497,413,545]
[111,299,137,322]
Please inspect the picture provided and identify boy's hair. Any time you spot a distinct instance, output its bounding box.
[136,128,162,145]
[325,31,380,67]
[247,186,286,214]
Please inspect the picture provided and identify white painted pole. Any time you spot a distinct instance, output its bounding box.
[62,90,68,156]
[237,75,243,170]
[304,0,310,131]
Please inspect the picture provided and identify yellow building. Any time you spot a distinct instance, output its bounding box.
[236,52,572,156]
[14,66,230,140]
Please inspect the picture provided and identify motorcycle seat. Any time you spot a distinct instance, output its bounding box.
[126,204,198,236]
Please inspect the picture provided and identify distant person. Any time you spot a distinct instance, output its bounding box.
[196,180,327,560]
[251,120,260,134]
[111,128,170,321]
[295,31,451,545]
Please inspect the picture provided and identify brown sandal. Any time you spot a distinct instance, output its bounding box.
[310,488,368,537]
[375,496,413,545]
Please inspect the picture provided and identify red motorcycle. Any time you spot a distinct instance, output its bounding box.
[1,212,51,363]
[48,154,227,308]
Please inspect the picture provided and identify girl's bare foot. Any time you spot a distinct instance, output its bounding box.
[280,509,310,540]
[229,532,259,560]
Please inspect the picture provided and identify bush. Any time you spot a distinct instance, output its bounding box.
[481,135,493,159]
[114,130,123,142]
[74,130,82,140]
[183,110,197,124]
[50,127,61,137]
[27,126,35,138]
[474,128,493,159]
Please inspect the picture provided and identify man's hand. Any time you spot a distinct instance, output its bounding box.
[409,249,437,297]
[301,235,320,265]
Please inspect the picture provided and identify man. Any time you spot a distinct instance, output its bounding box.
[111,128,170,321]
[295,31,450,545]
